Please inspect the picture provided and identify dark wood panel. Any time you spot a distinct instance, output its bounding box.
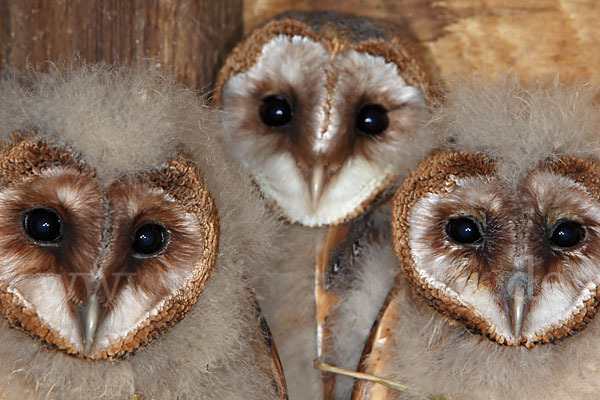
[0,0,243,90]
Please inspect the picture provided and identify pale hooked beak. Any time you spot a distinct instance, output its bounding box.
[509,284,526,338]
[79,293,104,356]
[504,273,531,339]
[307,164,328,211]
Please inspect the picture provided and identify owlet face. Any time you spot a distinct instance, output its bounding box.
[0,138,219,360]
[214,12,430,227]
[394,150,600,347]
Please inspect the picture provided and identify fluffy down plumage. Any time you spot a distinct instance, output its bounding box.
[325,209,398,399]
[257,223,327,399]
[356,77,600,399]
[433,76,600,186]
[0,64,284,400]
[258,208,398,400]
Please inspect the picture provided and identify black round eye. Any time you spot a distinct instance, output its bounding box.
[446,217,483,245]
[132,223,169,257]
[259,95,292,127]
[355,103,389,136]
[549,221,584,249]
[23,208,63,244]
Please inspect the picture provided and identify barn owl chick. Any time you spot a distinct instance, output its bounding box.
[214,12,436,399]
[354,77,600,400]
[214,11,433,227]
[0,65,286,400]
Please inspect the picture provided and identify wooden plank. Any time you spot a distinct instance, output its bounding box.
[0,0,243,90]
[243,0,600,85]
[352,278,404,400]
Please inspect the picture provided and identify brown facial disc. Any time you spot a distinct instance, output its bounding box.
[94,159,220,360]
[391,150,503,342]
[392,150,600,347]
[0,139,220,360]
[213,16,432,108]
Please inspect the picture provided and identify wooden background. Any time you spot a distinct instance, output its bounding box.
[0,0,242,91]
[244,0,600,85]
[1,0,599,89]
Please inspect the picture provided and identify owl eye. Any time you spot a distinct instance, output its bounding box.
[23,208,63,244]
[259,94,293,127]
[132,223,169,258]
[549,220,584,249]
[446,217,483,246]
[355,103,389,136]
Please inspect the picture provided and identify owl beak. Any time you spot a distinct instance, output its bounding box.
[504,276,531,339]
[78,293,104,356]
[509,284,527,338]
[308,164,328,210]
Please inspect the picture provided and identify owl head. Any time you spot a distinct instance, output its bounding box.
[393,76,600,347]
[0,65,285,399]
[0,65,224,361]
[214,11,434,227]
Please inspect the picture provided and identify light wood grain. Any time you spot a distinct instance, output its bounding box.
[243,0,600,84]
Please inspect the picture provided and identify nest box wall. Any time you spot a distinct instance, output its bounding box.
[0,0,243,90]
[1,1,599,87]
[244,0,600,85]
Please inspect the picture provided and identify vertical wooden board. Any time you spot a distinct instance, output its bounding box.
[243,0,600,85]
[0,0,243,90]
